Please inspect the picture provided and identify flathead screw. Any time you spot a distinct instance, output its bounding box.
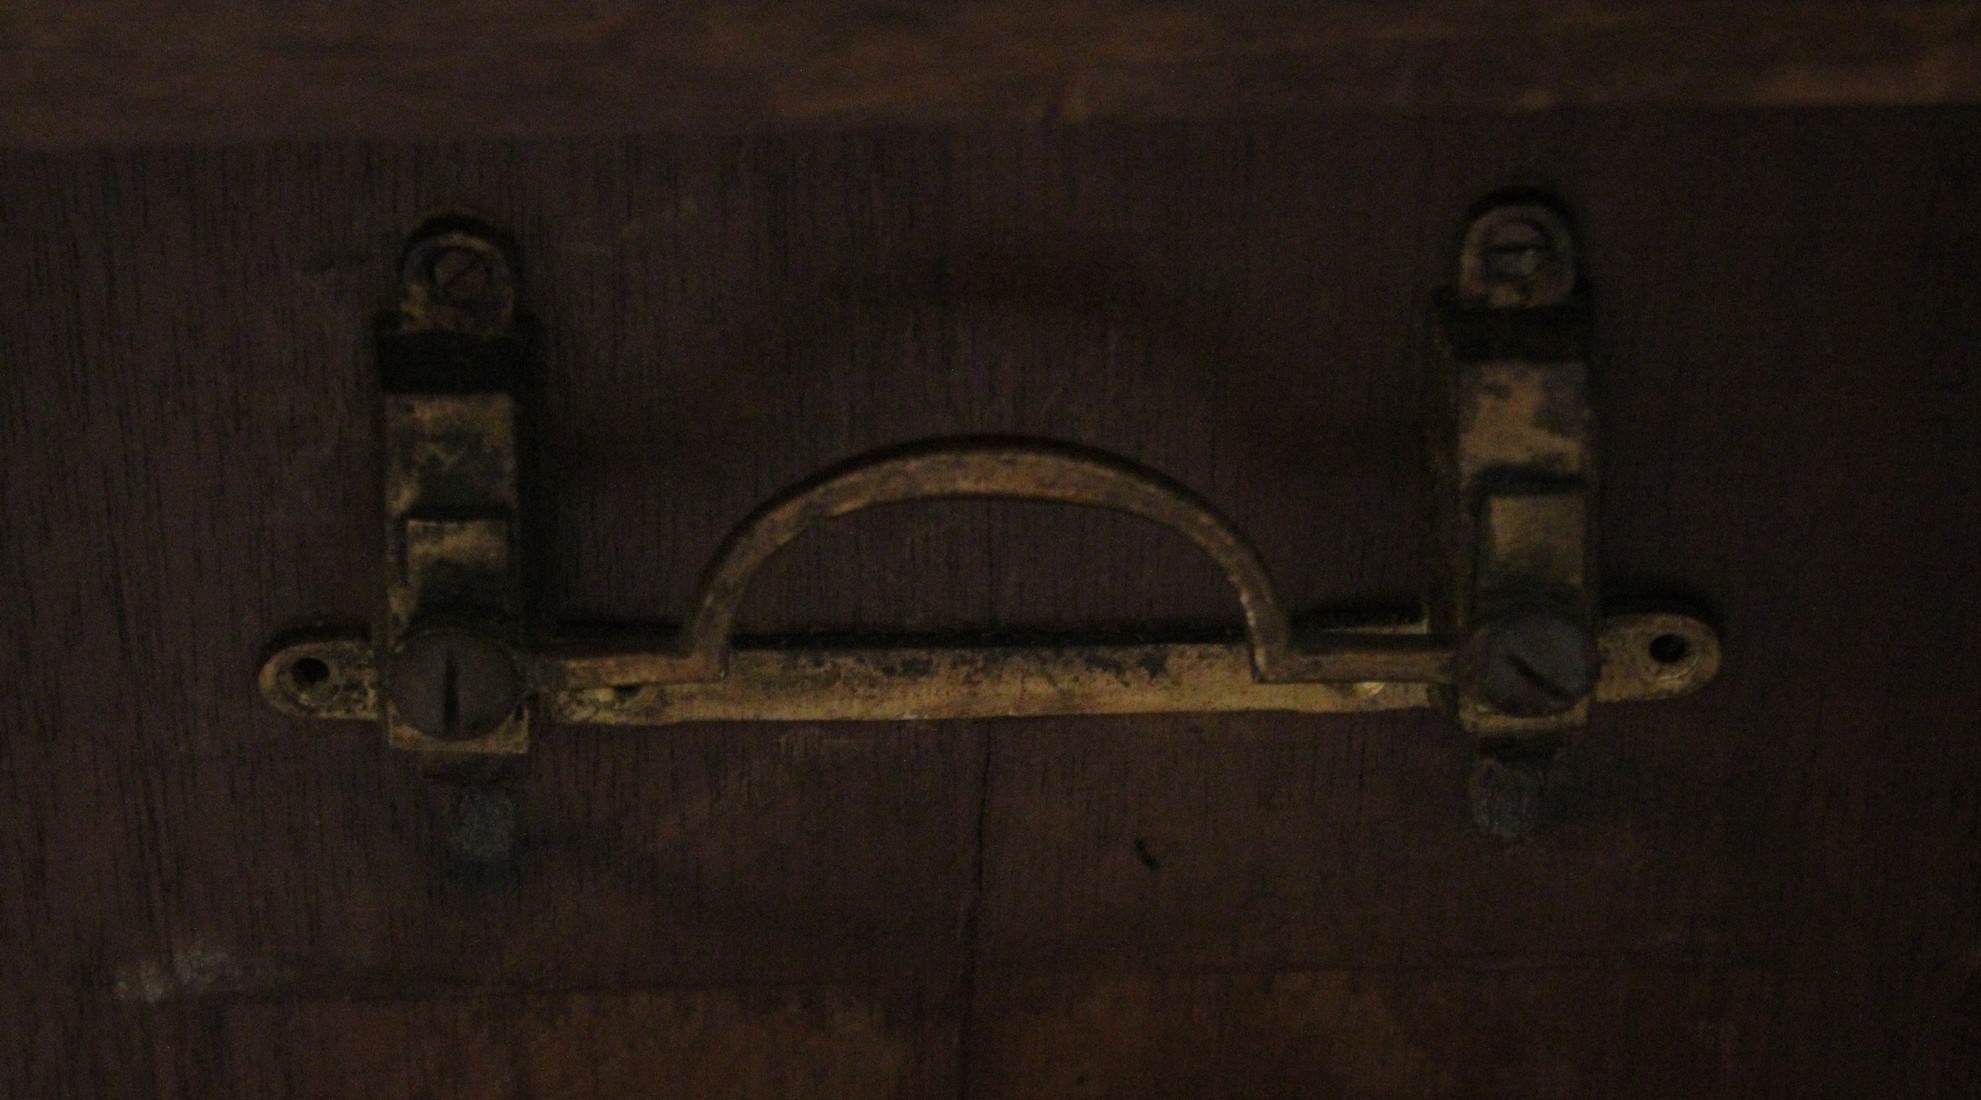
[1459,202,1576,307]
[1481,218,1549,283]
[427,246,495,309]
[1466,611,1598,718]
[387,631,522,742]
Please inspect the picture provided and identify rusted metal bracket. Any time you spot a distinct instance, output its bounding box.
[262,204,1720,826]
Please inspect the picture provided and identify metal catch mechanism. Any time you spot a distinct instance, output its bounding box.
[262,201,1719,837]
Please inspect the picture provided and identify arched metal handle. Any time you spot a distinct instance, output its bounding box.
[688,442,1287,677]
[563,442,1307,686]
[548,439,1454,692]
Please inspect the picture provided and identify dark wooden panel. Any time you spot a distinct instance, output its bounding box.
[2,112,1978,1095]
[5,3,1981,145]
[142,986,956,1099]
[969,966,1979,1098]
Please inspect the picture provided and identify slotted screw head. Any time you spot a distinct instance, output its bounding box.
[1481,218,1549,281]
[395,224,518,334]
[1464,611,1599,718]
[1458,202,1577,307]
[427,246,494,308]
[387,631,522,742]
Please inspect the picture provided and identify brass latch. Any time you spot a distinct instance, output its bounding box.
[260,199,1719,840]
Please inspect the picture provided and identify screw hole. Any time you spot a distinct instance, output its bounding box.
[288,657,332,691]
[1648,634,1691,665]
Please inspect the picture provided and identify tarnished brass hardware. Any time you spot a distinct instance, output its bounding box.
[546,443,1453,693]
[387,630,525,743]
[261,442,1718,736]
[261,203,1722,778]
[266,610,1715,729]
[376,216,531,756]
[1458,202,1578,309]
[1436,195,1606,762]
[1461,610,1598,718]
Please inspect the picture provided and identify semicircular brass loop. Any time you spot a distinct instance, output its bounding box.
[662,439,1297,683]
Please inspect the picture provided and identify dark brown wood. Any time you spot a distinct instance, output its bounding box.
[142,987,958,1098]
[3,112,1980,1095]
[5,3,1981,145]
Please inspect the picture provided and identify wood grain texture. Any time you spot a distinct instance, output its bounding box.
[143,986,958,1099]
[2,112,1979,1095]
[5,3,1981,145]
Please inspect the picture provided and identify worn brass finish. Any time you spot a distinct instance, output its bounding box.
[260,202,1723,790]
[376,219,531,755]
[260,638,377,721]
[559,642,1430,726]
[548,441,1451,692]
[1592,613,1723,703]
[264,611,1716,728]
[1435,196,1604,753]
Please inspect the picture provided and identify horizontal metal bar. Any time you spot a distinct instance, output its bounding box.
[551,642,1434,726]
[549,627,1455,693]
[259,613,1718,730]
